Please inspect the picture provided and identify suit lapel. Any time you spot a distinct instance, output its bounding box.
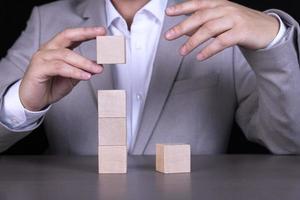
[77,0,114,105]
[132,1,187,154]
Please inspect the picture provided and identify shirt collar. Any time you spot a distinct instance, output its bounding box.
[105,0,168,28]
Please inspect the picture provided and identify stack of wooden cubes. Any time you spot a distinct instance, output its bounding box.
[98,90,127,174]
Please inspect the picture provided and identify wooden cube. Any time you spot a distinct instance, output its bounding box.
[156,144,191,174]
[99,117,126,146]
[99,146,127,174]
[97,36,126,64]
[98,90,126,118]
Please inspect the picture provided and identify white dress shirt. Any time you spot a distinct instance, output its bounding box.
[105,0,168,149]
[0,1,287,149]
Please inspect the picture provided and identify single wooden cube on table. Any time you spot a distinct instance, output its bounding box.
[156,144,191,174]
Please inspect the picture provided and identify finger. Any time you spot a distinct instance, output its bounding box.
[44,27,106,49]
[46,60,92,80]
[42,49,103,74]
[166,0,223,16]
[197,29,236,61]
[165,7,226,40]
[180,17,234,56]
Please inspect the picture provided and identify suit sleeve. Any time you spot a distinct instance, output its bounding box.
[0,7,43,153]
[235,9,300,154]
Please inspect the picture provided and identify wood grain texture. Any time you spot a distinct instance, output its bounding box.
[156,144,191,174]
[98,146,127,174]
[97,36,126,64]
[98,117,126,146]
[98,90,126,118]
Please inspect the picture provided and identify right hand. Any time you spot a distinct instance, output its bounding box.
[19,27,106,111]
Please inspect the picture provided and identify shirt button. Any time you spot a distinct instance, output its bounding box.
[136,93,143,101]
[135,42,142,50]
[11,118,19,124]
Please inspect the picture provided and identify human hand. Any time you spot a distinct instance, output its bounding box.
[19,27,106,111]
[165,0,280,61]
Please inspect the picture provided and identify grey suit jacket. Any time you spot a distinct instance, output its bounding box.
[1,0,300,155]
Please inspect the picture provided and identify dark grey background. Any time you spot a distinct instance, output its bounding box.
[0,0,298,155]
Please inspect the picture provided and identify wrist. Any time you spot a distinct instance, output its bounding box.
[19,80,47,112]
[258,14,280,50]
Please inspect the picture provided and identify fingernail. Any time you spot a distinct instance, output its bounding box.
[165,30,174,39]
[165,32,171,39]
[95,65,103,73]
[96,27,105,33]
[166,6,175,14]
[94,66,101,73]
[83,73,91,79]
[180,46,187,56]
[197,53,205,61]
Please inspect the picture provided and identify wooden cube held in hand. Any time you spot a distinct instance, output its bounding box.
[97,36,126,64]
[156,144,191,174]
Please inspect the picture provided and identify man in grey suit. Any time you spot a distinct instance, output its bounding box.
[0,0,300,155]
